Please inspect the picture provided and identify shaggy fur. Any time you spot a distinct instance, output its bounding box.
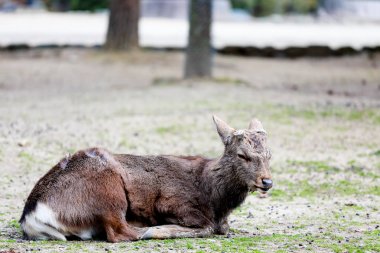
[20,116,272,242]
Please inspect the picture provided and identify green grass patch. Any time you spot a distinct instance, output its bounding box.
[213,77,249,86]
[287,160,340,173]
[18,151,35,163]
[266,104,380,124]
[155,124,190,135]
[270,189,287,200]
[369,185,380,196]
[286,159,379,179]
[152,77,181,86]
[364,229,380,237]
[269,179,379,200]
[1,232,379,252]
[7,219,21,230]
[118,139,137,150]
[346,160,380,179]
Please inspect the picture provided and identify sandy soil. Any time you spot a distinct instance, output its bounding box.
[0,49,379,252]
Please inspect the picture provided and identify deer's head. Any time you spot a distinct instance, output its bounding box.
[213,116,272,193]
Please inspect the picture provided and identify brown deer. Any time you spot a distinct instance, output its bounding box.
[19,116,272,242]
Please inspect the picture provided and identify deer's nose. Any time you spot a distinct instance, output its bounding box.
[262,179,273,189]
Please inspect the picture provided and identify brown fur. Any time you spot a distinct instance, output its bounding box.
[20,116,272,242]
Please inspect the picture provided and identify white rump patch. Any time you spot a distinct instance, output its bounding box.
[21,202,95,241]
[22,202,67,241]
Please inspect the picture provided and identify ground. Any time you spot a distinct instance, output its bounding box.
[0,49,379,253]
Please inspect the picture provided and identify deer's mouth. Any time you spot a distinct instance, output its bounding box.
[251,185,271,193]
[257,187,270,193]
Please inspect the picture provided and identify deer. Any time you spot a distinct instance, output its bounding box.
[19,116,273,242]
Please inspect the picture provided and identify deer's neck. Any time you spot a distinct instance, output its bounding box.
[204,156,249,222]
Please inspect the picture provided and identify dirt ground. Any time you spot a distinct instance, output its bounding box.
[0,49,379,252]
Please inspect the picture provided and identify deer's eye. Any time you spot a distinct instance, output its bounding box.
[238,154,251,162]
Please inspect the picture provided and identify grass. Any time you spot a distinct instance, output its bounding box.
[1,52,380,253]
[285,159,379,178]
[155,125,183,135]
[287,160,340,173]
[7,220,20,230]
[269,178,380,201]
[266,104,380,124]
[17,151,35,163]
[2,233,378,253]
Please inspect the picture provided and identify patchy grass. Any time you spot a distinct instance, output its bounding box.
[266,104,380,124]
[287,160,340,173]
[1,50,380,252]
[17,151,35,163]
[286,159,379,179]
[2,233,376,253]
[269,179,379,201]
[346,160,380,179]
[7,220,20,230]
[155,125,184,135]
[212,77,250,86]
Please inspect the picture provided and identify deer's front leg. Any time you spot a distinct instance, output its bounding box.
[140,225,213,240]
[215,217,229,235]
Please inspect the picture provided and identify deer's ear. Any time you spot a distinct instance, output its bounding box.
[213,115,234,145]
[249,118,265,133]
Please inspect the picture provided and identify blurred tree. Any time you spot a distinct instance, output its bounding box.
[184,0,212,78]
[105,0,139,51]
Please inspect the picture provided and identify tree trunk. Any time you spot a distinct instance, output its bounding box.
[184,0,213,78]
[105,0,140,51]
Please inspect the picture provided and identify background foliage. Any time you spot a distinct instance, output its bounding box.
[230,0,319,16]
[45,0,319,16]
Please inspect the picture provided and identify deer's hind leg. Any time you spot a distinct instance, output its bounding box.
[102,213,144,242]
[141,225,213,240]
